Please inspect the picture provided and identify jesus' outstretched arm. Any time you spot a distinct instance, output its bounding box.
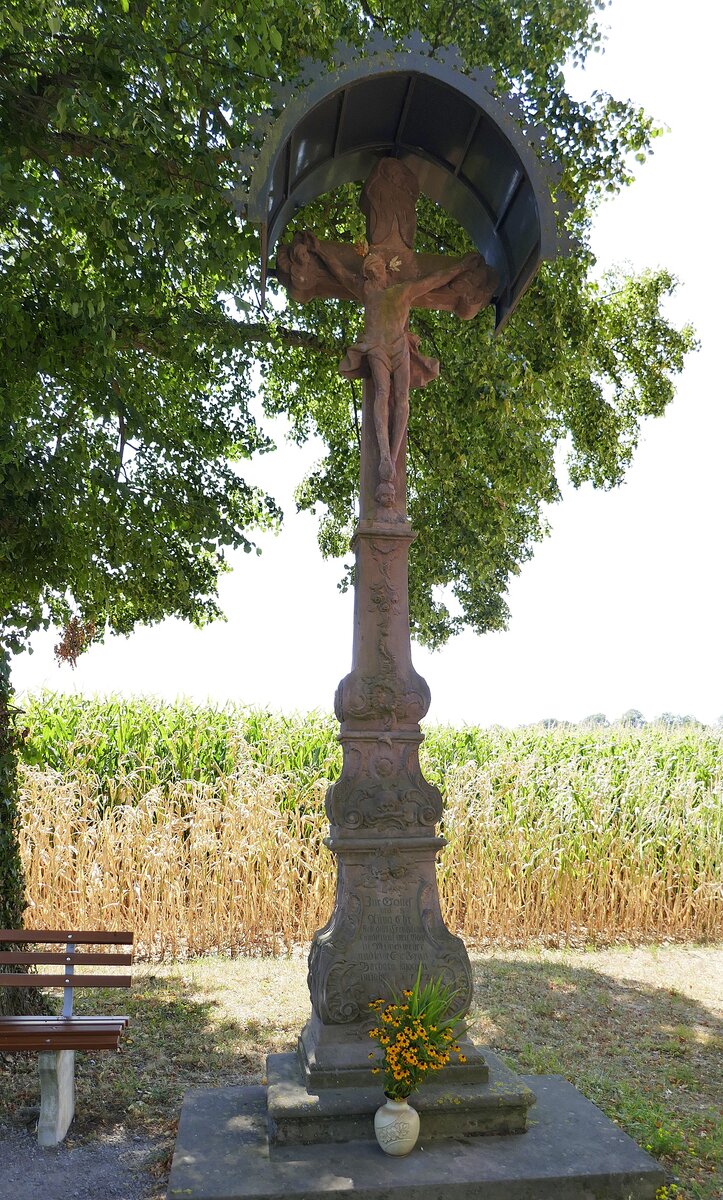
[406,252,481,303]
[307,235,364,300]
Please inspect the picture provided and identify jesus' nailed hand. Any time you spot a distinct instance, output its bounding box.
[302,233,482,507]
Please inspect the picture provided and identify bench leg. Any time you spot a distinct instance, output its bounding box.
[37,1050,75,1146]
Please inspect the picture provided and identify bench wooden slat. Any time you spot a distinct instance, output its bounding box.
[1,1036,123,1047]
[1,1031,128,1050]
[0,930,133,945]
[0,951,133,966]
[0,1032,126,1041]
[0,973,132,989]
[0,1017,129,1028]
[0,1019,129,1028]
[1,1036,123,1049]
[0,1015,129,1051]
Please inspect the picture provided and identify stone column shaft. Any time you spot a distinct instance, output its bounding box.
[299,379,474,1086]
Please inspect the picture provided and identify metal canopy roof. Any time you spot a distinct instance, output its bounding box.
[240,42,569,329]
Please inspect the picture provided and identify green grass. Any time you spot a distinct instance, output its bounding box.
[472,947,723,1200]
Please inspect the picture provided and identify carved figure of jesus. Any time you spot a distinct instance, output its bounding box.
[306,236,480,504]
[277,158,498,508]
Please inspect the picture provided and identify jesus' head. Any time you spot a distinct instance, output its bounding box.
[362,253,387,288]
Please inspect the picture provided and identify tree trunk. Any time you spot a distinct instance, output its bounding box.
[0,641,49,1016]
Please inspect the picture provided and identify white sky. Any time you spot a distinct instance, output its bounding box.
[15,0,723,725]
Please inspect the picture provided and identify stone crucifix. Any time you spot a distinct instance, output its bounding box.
[279,157,497,512]
[276,158,499,1089]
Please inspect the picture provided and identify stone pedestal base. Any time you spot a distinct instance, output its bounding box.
[268,1051,533,1145]
[167,1072,665,1200]
[298,1017,489,1090]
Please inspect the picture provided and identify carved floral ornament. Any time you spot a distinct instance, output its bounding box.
[326,739,442,833]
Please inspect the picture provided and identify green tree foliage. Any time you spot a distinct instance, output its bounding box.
[1,0,695,653]
[0,2,696,931]
[620,708,646,728]
[656,712,701,728]
[0,644,48,1013]
[0,647,24,927]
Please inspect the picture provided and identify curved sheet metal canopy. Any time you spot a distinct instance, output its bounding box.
[238,39,570,329]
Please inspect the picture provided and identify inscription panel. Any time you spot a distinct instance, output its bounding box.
[356,894,430,992]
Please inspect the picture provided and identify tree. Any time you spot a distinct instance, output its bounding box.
[1,1,695,947]
[656,712,701,728]
[619,709,646,729]
[0,653,24,930]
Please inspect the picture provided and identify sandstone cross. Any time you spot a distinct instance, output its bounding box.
[279,157,497,511]
[276,157,498,1087]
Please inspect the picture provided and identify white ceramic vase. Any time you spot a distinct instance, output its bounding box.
[373,1096,420,1156]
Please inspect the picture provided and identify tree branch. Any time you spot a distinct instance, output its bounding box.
[16,304,337,365]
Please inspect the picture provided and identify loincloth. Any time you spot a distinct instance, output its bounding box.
[339,332,439,389]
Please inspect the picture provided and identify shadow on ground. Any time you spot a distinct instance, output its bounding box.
[468,954,722,1198]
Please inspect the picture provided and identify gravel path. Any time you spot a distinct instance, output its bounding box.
[0,1121,161,1200]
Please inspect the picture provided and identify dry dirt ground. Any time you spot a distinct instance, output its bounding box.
[0,943,720,1200]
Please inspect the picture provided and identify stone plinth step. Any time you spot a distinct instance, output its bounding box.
[267,1050,533,1145]
[167,1074,665,1200]
[298,1025,490,1090]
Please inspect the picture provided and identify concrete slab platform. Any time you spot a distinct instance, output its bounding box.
[167,1074,665,1200]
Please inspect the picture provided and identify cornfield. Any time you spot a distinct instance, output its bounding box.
[16,694,723,958]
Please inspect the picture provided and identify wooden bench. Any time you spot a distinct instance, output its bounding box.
[0,929,133,1145]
